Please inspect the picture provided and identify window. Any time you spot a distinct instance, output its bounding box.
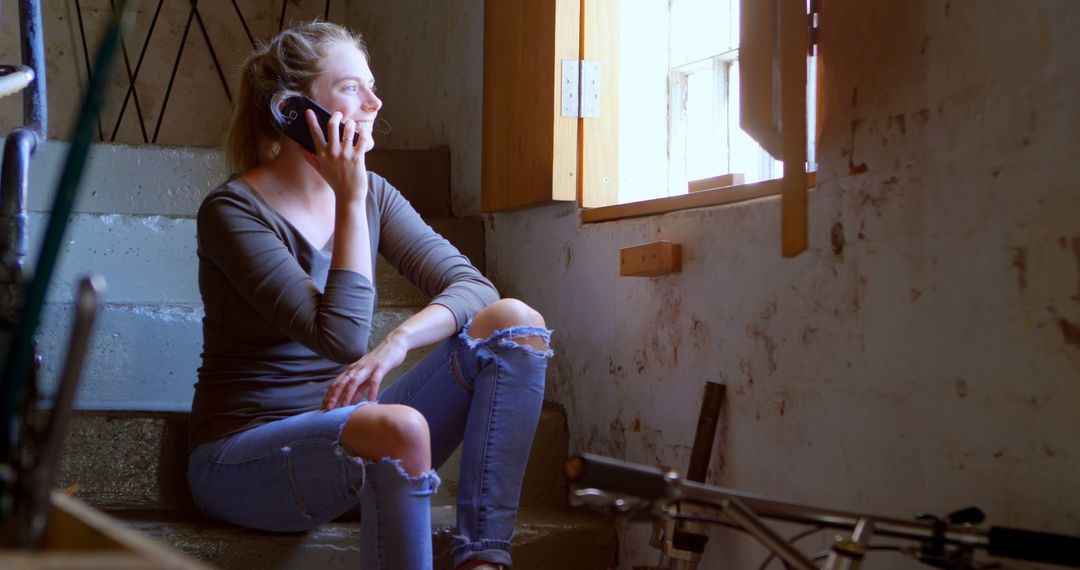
[620,0,812,205]
[482,0,815,254]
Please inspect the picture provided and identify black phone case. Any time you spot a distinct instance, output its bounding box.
[279,96,358,154]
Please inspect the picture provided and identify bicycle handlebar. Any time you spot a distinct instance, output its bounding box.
[565,453,1080,568]
[988,526,1080,567]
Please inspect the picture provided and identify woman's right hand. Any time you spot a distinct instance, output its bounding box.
[305,108,370,202]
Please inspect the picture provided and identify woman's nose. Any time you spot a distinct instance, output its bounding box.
[364,90,382,112]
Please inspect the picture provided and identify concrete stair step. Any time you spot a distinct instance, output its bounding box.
[113,506,615,570]
[27,213,484,307]
[50,406,569,512]
[34,304,431,411]
[27,141,453,218]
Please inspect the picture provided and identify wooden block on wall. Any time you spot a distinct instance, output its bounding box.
[689,173,745,193]
[620,241,682,277]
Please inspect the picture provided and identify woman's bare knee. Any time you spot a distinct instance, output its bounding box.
[469,299,547,349]
[341,404,431,475]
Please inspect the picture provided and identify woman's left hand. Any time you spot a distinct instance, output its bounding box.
[322,333,409,409]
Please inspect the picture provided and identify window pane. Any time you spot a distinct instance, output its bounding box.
[684,66,720,182]
[670,0,735,66]
[617,0,670,204]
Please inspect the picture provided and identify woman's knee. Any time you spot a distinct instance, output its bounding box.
[342,404,431,474]
[469,298,546,341]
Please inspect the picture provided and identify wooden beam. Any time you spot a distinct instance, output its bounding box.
[620,241,682,277]
[780,0,808,257]
[689,173,745,193]
[582,172,814,224]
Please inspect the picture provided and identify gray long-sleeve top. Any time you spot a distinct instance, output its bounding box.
[189,174,498,449]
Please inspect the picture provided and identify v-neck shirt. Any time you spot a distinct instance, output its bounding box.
[189,173,498,449]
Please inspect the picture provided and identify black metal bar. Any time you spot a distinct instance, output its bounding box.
[277,0,288,33]
[193,1,232,103]
[111,0,164,144]
[152,2,196,144]
[324,0,331,21]
[26,275,104,547]
[229,0,255,47]
[687,381,724,482]
[0,129,36,322]
[73,0,104,142]
[108,0,149,143]
[0,0,131,524]
[18,0,47,137]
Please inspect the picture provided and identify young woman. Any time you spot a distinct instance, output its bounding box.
[186,21,551,570]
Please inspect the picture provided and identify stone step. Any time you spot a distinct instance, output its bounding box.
[113,506,615,570]
[26,212,484,307]
[35,304,429,411]
[26,141,453,218]
[50,405,569,512]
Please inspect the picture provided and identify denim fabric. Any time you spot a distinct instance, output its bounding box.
[187,321,552,569]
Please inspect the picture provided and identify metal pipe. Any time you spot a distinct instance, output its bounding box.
[687,382,724,483]
[25,274,104,547]
[18,0,48,137]
[0,128,36,322]
[679,477,988,548]
[824,518,874,570]
[721,495,817,570]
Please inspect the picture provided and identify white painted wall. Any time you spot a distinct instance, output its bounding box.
[487,2,1080,568]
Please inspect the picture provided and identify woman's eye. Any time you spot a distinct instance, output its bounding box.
[344,83,359,93]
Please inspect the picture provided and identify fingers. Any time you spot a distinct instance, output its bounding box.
[341,119,357,157]
[305,109,327,153]
[323,365,381,410]
[327,111,343,155]
[338,367,368,408]
[363,369,384,403]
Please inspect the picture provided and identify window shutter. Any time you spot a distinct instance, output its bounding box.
[481,0,580,212]
[578,0,619,209]
[740,0,809,257]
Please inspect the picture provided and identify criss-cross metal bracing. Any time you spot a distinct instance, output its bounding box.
[71,0,332,144]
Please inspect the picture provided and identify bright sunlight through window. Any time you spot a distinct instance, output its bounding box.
[618,0,814,205]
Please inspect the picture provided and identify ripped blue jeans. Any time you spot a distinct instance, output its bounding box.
[187,322,553,569]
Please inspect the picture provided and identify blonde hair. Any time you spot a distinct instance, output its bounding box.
[226,21,369,173]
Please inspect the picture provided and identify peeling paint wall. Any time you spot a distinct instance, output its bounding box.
[486,2,1080,568]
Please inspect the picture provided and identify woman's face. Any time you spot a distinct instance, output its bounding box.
[312,41,382,152]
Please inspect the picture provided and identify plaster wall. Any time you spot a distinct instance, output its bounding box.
[485,2,1080,568]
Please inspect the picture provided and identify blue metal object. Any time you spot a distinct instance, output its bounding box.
[0,0,130,525]
[18,0,48,138]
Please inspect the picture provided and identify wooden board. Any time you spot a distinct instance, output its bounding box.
[578,0,619,208]
[0,491,212,570]
[620,241,682,277]
[689,173,745,193]
[780,0,808,257]
[583,172,814,224]
[482,0,580,212]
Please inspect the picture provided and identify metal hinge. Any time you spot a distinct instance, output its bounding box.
[561,60,601,118]
[808,0,820,56]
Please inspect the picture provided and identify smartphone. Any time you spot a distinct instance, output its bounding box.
[279,96,359,154]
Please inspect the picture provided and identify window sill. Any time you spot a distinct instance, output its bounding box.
[580,172,816,224]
